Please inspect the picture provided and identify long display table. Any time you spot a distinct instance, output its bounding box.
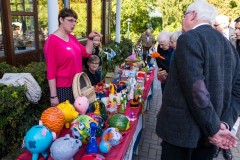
[17,69,154,160]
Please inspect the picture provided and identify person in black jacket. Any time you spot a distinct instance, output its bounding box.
[155,30,173,92]
[85,55,101,86]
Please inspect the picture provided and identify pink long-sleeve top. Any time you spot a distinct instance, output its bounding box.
[44,34,91,87]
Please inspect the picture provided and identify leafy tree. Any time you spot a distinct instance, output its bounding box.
[208,0,240,22]
[156,0,193,32]
[110,0,160,43]
[156,0,240,32]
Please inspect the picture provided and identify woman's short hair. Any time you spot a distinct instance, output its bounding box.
[58,8,78,25]
[157,30,172,44]
[235,17,240,23]
[215,15,229,27]
[88,55,100,63]
[170,30,182,42]
[186,0,217,25]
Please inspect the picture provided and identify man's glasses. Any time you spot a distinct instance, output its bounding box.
[65,18,78,24]
[183,11,194,18]
[214,24,220,27]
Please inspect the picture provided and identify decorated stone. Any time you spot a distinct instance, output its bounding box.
[23,124,56,160]
[50,134,82,160]
[74,96,90,115]
[107,114,130,131]
[101,127,122,146]
[57,100,79,128]
[71,115,96,144]
[87,113,105,136]
[40,107,65,134]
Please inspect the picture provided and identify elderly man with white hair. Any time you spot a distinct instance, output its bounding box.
[156,0,240,160]
[214,14,235,41]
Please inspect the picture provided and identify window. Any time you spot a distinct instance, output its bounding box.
[11,0,36,54]
[12,15,35,54]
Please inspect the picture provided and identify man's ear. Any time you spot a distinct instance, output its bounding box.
[191,11,197,21]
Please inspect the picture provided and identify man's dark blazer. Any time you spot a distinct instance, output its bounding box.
[156,25,240,148]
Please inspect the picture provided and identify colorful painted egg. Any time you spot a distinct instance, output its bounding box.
[74,96,89,114]
[40,107,65,134]
[108,114,130,131]
[70,115,96,144]
[81,153,106,160]
[87,113,105,136]
[99,141,111,154]
[101,127,122,146]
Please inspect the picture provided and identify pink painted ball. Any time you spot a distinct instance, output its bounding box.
[74,96,90,114]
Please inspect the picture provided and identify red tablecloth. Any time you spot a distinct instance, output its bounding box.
[17,69,154,160]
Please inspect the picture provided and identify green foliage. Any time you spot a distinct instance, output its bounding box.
[0,84,29,158]
[0,62,49,159]
[110,0,160,43]
[156,0,240,31]
[102,37,133,77]
[156,0,193,32]
[208,0,240,21]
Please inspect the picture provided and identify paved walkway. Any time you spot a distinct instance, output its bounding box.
[134,69,240,160]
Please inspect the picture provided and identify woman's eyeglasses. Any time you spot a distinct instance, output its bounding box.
[90,62,100,65]
[65,18,78,24]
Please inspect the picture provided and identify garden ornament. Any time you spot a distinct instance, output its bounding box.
[23,123,56,160]
[74,96,90,115]
[50,134,82,160]
[57,100,79,128]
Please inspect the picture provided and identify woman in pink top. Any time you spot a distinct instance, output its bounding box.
[44,8,100,106]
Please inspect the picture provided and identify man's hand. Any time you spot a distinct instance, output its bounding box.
[208,124,238,149]
[157,68,168,83]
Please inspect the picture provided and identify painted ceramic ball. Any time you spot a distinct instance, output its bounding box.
[81,153,106,160]
[74,96,89,114]
[40,107,65,134]
[87,113,104,136]
[101,127,122,146]
[24,125,55,155]
[70,115,96,144]
[99,141,112,154]
[108,114,130,131]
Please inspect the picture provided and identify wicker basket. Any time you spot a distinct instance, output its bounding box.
[72,72,96,103]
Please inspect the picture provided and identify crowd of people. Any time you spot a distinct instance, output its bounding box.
[135,1,240,160]
[43,1,240,159]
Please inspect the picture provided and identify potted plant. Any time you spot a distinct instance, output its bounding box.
[17,40,26,50]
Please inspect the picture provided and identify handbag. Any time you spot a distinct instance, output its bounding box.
[72,72,96,103]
